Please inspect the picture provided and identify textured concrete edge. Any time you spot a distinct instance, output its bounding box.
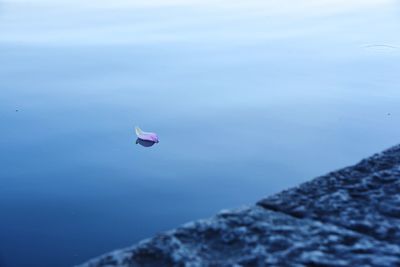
[75,205,252,267]
[76,144,400,267]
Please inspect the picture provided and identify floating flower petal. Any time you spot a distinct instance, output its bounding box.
[135,126,159,143]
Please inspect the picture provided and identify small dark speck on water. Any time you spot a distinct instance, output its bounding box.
[387,113,391,116]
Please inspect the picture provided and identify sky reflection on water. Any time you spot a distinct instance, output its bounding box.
[0,0,400,266]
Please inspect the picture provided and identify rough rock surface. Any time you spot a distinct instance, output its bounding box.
[78,145,400,267]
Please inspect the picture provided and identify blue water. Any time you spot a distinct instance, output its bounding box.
[1,1,400,266]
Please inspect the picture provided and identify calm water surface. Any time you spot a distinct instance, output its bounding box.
[1,0,400,266]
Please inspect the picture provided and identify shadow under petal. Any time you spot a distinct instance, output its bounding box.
[136,138,156,147]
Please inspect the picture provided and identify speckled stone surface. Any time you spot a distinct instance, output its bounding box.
[258,144,400,244]
[77,145,400,267]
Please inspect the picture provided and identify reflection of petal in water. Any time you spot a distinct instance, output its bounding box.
[136,138,156,147]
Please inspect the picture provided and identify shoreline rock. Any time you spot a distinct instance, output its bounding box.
[77,145,400,267]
